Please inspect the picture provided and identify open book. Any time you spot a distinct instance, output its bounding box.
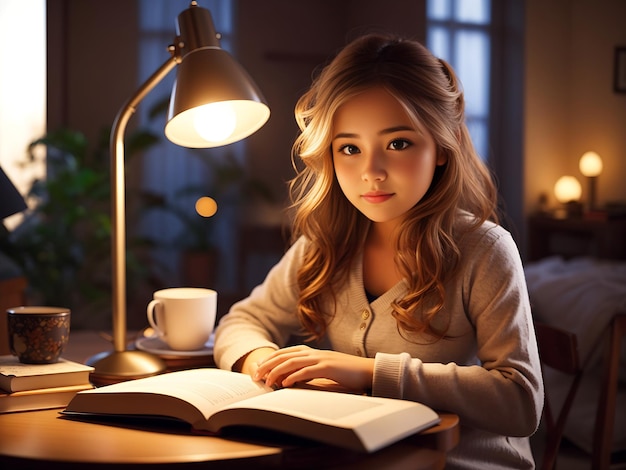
[64,368,440,453]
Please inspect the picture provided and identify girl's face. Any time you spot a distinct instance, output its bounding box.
[331,87,446,227]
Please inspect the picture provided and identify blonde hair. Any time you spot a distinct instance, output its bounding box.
[289,34,498,341]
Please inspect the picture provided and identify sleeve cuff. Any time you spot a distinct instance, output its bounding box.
[372,352,413,399]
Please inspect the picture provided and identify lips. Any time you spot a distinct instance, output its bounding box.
[362,191,394,204]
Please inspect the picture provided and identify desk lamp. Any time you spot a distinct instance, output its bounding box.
[578,151,603,211]
[87,1,270,384]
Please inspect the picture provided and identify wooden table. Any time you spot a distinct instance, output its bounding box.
[0,408,459,469]
[0,331,460,469]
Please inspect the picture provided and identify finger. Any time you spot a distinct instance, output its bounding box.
[251,361,273,384]
[260,345,310,363]
[255,349,312,380]
[279,366,321,388]
[264,356,319,389]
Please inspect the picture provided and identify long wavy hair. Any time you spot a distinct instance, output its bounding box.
[288,33,498,341]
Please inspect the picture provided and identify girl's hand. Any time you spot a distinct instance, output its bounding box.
[253,345,374,393]
[234,347,276,376]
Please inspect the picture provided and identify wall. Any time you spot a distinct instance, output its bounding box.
[569,0,626,206]
[525,0,626,214]
[47,0,139,146]
[233,0,426,205]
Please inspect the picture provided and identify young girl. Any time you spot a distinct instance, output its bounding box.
[214,33,543,469]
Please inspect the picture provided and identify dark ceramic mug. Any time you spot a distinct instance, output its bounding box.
[7,306,71,364]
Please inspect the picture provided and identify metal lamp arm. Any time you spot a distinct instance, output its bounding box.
[110,52,179,352]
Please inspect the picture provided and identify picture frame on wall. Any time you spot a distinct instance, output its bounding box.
[614,47,626,93]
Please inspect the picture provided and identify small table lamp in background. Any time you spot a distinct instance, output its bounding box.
[554,175,583,218]
[86,1,270,385]
[0,165,27,221]
[579,151,603,211]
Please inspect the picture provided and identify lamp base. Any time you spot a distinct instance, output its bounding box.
[86,350,167,386]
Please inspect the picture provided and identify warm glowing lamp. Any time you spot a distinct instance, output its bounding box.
[553,176,583,218]
[87,1,270,384]
[554,176,582,203]
[578,151,603,210]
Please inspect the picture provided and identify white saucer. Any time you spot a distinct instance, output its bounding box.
[135,334,214,357]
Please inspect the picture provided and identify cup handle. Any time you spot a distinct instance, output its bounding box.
[147,299,164,337]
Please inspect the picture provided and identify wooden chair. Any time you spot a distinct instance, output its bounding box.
[534,321,583,470]
[592,313,626,470]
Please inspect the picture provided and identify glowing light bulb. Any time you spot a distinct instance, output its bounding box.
[193,102,237,143]
[195,197,218,218]
[579,151,603,177]
[554,176,582,203]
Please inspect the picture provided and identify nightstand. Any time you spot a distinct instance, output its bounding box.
[527,214,626,261]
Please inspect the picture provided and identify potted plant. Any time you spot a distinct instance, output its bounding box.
[0,127,161,329]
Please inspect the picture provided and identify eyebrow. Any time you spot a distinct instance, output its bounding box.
[332,125,416,140]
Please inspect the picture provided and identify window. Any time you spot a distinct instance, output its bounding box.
[0,0,46,229]
[137,0,239,289]
[426,0,491,160]
[426,0,526,245]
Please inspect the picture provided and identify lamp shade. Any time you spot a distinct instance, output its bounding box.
[0,165,27,220]
[164,3,269,148]
[579,151,603,177]
[165,48,270,147]
[554,176,582,203]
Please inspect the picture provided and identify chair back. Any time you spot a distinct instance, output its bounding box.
[534,321,583,470]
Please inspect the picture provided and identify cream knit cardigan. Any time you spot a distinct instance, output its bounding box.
[215,216,544,469]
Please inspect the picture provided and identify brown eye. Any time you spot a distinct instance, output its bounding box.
[339,144,360,155]
[388,139,411,150]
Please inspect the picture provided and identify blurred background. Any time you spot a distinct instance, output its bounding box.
[0,0,624,330]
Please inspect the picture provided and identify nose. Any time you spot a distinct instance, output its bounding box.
[361,151,386,182]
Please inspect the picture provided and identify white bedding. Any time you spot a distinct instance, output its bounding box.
[524,256,626,453]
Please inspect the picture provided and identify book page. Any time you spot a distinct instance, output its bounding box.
[76,369,272,421]
[209,388,440,452]
[226,388,399,425]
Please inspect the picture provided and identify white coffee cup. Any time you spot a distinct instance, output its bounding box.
[146,288,217,351]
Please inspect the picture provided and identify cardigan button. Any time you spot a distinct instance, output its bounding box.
[361,310,370,320]
[359,322,366,330]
